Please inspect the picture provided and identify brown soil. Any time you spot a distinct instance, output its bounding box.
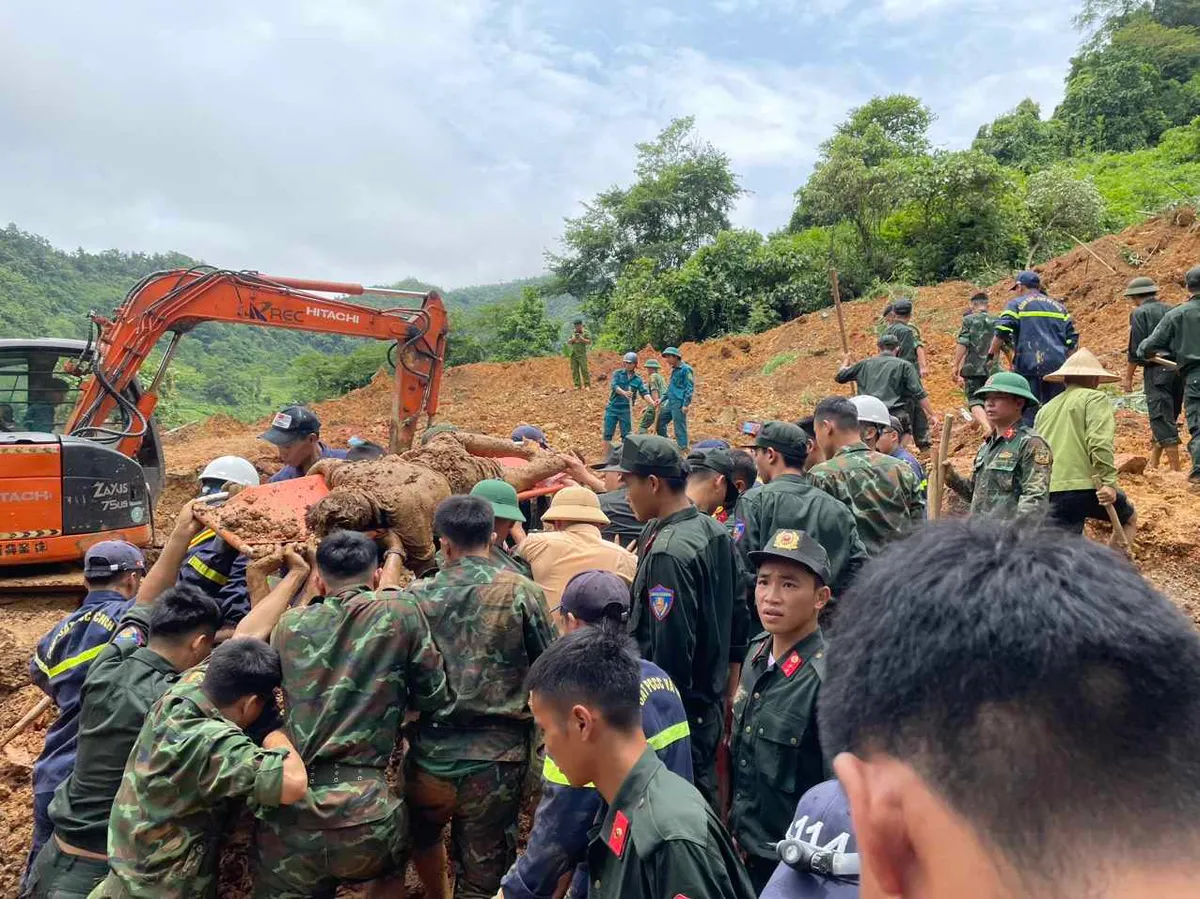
[2,213,1200,898]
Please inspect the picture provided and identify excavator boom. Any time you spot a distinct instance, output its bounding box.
[67,268,448,455]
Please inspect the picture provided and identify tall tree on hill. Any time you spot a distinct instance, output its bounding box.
[545,116,742,329]
[492,287,561,362]
[1023,168,1106,266]
[791,95,933,275]
[973,99,1067,172]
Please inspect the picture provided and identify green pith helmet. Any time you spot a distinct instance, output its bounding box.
[662,346,682,359]
[419,423,459,445]
[645,359,661,369]
[1124,277,1158,297]
[975,371,1039,406]
[469,479,526,523]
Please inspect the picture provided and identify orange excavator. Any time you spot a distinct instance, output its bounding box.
[0,268,448,572]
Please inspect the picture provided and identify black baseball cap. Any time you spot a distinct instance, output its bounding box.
[893,298,913,314]
[749,529,832,585]
[557,569,631,622]
[83,541,146,580]
[591,447,624,472]
[605,435,686,478]
[687,447,735,479]
[741,421,808,457]
[878,333,901,349]
[260,405,321,446]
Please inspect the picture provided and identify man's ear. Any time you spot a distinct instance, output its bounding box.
[835,752,913,897]
[570,703,597,741]
[315,573,330,596]
[370,568,382,590]
[814,584,833,612]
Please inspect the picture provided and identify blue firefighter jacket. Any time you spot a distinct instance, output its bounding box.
[177,529,251,628]
[994,293,1079,378]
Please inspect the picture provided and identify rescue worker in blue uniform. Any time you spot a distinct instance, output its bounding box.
[603,353,650,453]
[656,347,694,450]
[260,405,348,482]
[22,541,145,892]
[175,456,261,635]
[500,570,693,899]
[988,271,1080,424]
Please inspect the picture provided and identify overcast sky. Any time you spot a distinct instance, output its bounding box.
[0,0,1080,289]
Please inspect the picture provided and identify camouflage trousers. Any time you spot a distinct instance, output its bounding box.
[963,375,989,409]
[253,803,409,899]
[407,761,528,899]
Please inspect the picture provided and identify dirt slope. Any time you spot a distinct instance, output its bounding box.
[0,213,1197,897]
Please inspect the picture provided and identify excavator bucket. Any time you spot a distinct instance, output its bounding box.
[193,476,329,555]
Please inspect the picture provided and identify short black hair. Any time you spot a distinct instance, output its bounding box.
[316,530,380,586]
[779,448,808,470]
[820,519,1200,885]
[526,622,642,731]
[84,572,129,590]
[729,450,758,492]
[149,585,222,644]
[346,440,387,462]
[970,291,989,304]
[814,396,858,432]
[201,637,282,708]
[795,415,816,441]
[626,471,688,495]
[433,495,494,551]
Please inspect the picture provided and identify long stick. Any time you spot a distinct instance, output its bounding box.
[1092,476,1130,553]
[928,443,941,522]
[1068,236,1118,275]
[931,414,953,519]
[829,269,849,354]
[0,696,52,751]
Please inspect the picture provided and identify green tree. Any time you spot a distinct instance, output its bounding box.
[492,288,561,362]
[1056,52,1177,151]
[973,99,1067,172]
[603,258,683,351]
[1023,168,1107,265]
[546,117,742,323]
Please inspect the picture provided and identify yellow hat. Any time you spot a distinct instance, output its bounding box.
[1043,348,1119,384]
[541,486,611,526]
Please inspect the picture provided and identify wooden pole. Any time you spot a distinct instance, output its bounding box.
[0,696,51,751]
[1068,236,1118,275]
[830,269,849,354]
[928,443,941,521]
[1092,475,1130,554]
[934,413,954,519]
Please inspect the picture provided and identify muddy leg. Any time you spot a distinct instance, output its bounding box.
[455,432,538,460]
[500,452,568,492]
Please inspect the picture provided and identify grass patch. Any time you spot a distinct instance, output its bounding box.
[762,352,800,376]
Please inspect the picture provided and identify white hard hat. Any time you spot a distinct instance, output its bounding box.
[850,395,891,427]
[199,456,260,488]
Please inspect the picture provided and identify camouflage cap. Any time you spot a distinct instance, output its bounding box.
[742,420,808,457]
[749,529,832,585]
[609,434,685,478]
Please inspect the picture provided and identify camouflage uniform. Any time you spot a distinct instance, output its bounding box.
[405,556,556,898]
[957,311,998,407]
[944,423,1053,517]
[254,586,449,898]
[808,442,925,556]
[92,663,290,899]
[638,371,668,433]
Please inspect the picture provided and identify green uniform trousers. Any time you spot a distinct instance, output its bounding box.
[407,761,529,899]
[656,399,689,449]
[26,840,108,899]
[1186,368,1200,477]
[687,704,722,810]
[570,355,590,388]
[639,403,660,433]
[254,806,409,898]
[1144,367,1184,447]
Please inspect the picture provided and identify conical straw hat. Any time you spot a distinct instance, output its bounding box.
[1043,348,1119,383]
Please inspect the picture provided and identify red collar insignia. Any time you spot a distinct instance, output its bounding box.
[713,506,728,523]
[1002,427,1015,440]
[781,651,803,678]
[608,810,630,857]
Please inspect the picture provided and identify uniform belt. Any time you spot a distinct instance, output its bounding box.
[307,763,386,787]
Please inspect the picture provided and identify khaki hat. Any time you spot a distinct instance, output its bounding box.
[541,485,610,526]
[1043,348,1119,384]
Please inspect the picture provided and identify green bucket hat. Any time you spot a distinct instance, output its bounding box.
[645,359,661,369]
[974,371,1040,406]
[470,479,526,523]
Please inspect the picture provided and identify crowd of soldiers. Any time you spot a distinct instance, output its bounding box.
[14,265,1200,899]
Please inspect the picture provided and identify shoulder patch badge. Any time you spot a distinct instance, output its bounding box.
[648,585,675,621]
[608,810,630,857]
[1032,443,1051,466]
[113,625,146,648]
[732,519,746,542]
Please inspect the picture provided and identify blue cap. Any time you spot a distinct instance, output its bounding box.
[1013,270,1042,289]
[693,438,730,450]
[761,780,860,899]
[83,541,146,580]
[511,425,547,448]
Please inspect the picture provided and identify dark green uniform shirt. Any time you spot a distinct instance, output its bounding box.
[734,474,868,601]
[48,605,164,856]
[834,355,927,412]
[730,630,827,864]
[600,488,642,545]
[885,321,923,369]
[585,747,756,899]
[1139,296,1200,373]
[958,312,998,377]
[945,423,1052,518]
[631,507,744,711]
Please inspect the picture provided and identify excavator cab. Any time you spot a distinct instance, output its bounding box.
[0,339,165,569]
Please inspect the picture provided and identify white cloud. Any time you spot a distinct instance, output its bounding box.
[0,0,1081,287]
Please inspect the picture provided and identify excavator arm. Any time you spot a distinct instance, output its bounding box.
[65,268,448,455]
